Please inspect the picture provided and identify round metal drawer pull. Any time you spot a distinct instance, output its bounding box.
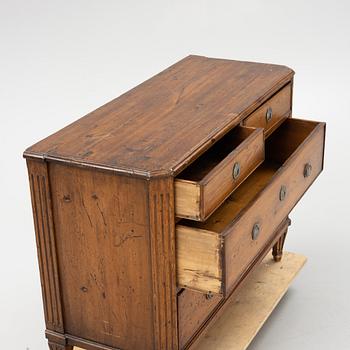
[206,291,214,300]
[252,223,260,240]
[266,107,273,122]
[232,162,241,180]
[304,163,312,178]
[279,185,287,201]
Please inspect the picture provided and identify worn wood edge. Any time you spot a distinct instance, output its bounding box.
[190,251,307,350]
[176,225,223,294]
[22,152,155,178]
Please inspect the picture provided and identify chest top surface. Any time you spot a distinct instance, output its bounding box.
[24,55,294,177]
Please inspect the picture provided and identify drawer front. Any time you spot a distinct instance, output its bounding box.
[175,126,264,221]
[178,289,222,349]
[242,83,292,137]
[202,128,264,218]
[176,118,325,296]
[224,119,325,293]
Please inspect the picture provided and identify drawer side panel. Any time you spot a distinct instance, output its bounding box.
[176,225,223,294]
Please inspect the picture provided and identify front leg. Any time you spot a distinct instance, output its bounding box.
[272,231,287,262]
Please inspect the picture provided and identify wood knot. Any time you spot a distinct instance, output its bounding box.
[80,286,88,292]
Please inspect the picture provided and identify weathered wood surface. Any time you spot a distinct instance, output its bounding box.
[242,82,292,137]
[175,126,264,221]
[24,55,293,177]
[178,119,324,295]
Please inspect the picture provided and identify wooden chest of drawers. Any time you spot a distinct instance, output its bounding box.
[24,55,325,350]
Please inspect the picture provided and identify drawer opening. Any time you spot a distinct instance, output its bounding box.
[175,125,264,221]
[176,117,325,295]
[179,126,256,181]
[266,118,321,164]
[178,118,323,233]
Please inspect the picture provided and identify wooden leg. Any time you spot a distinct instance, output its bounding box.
[272,231,287,262]
[48,341,73,350]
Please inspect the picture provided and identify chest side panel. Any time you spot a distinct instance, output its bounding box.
[48,163,154,350]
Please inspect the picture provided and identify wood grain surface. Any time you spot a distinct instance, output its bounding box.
[48,163,154,349]
[24,55,293,177]
[175,126,264,221]
[176,225,223,293]
[177,119,324,295]
[177,289,223,350]
[27,159,65,333]
[148,178,179,350]
[24,56,326,350]
[242,82,292,137]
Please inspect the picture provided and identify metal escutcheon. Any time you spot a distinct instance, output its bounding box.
[232,162,240,180]
[266,107,273,122]
[252,223,260,240]
[304,163,312,178]
[279,185,287,201]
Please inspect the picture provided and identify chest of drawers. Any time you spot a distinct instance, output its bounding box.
[24,55,325,350]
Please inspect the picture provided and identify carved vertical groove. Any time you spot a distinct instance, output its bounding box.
[27,160,64,333]
[149,178,178,350]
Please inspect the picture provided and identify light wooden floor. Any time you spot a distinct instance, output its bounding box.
[76,251,306,350]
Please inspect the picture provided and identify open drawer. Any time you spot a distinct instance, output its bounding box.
[176,118,325,295]
[175,126,264,221]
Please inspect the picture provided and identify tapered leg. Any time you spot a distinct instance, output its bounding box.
[48,341,73,350]
[272,231,287,262]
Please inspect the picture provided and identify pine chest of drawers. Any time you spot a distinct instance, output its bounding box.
[24,55,325,350]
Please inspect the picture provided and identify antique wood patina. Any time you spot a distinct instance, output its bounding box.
[24,55,325,350]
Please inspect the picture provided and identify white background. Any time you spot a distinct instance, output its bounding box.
[1,1,350,349]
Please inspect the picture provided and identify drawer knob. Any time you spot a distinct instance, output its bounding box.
[206,291,214,300]
[279,185,287,201]
[304,163,312,178]
[252,223,260,240]
[266,107,273,122]
[232,162,241,180]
